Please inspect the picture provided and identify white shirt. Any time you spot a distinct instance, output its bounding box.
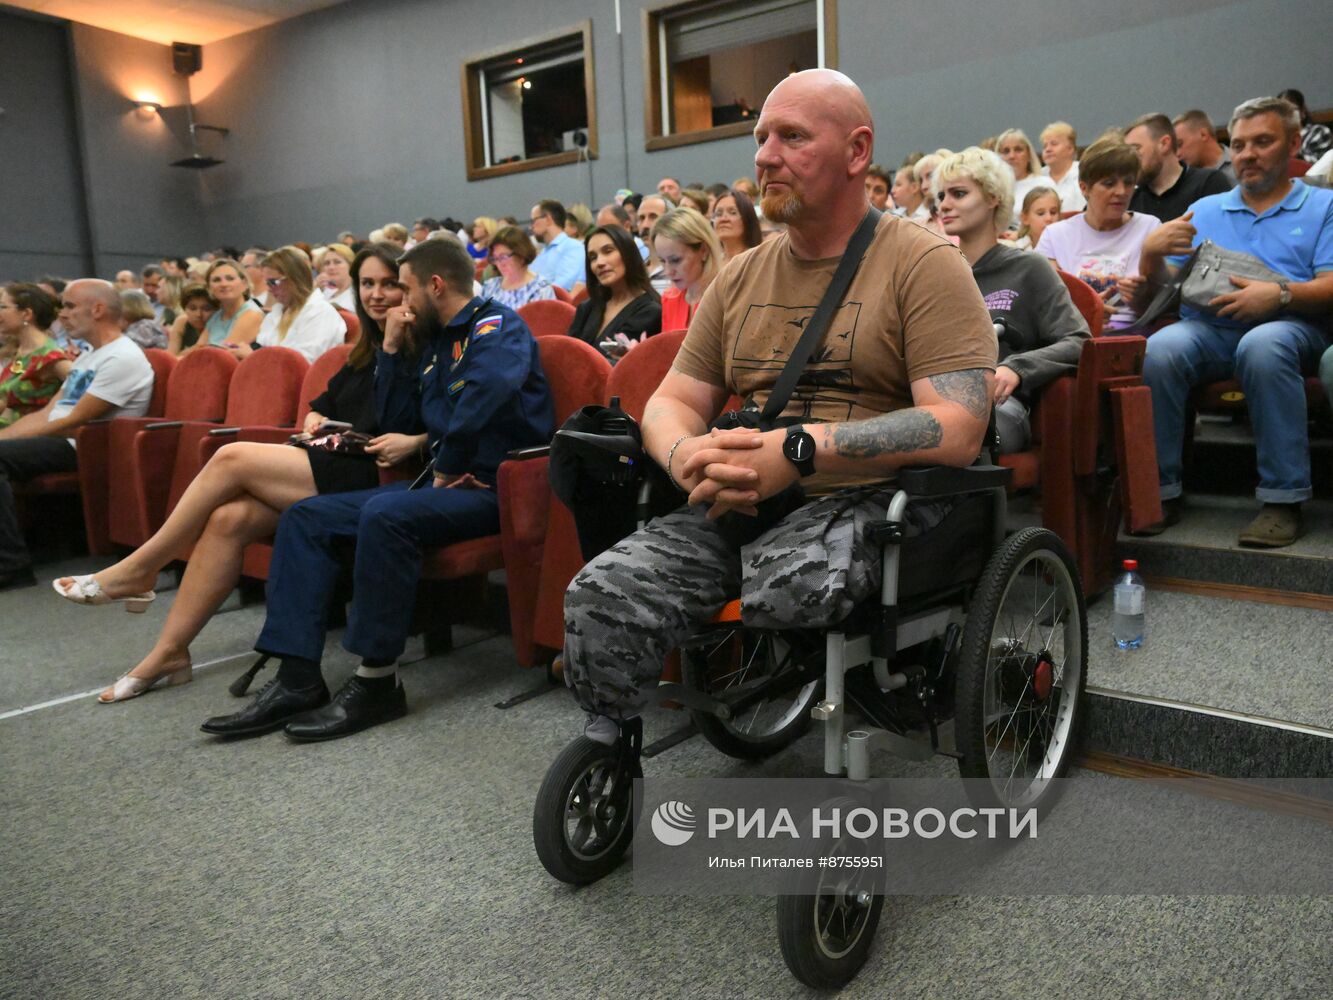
[257,294,347,361]
[325,285,355,311]
[1309,148,1333,180]
[1011,174,1058,228]
[1042,161,1086,212]
[51,335,153,444]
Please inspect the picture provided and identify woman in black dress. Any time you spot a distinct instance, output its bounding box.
[566,225,661,359]
[53,242,424,703]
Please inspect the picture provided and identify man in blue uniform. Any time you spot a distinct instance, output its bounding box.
[201,237,554,741]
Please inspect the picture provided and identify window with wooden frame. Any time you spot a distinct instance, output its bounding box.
[642,0,836,152]
[461,23,598,181]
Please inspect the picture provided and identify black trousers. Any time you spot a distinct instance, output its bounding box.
[0,437,78,573]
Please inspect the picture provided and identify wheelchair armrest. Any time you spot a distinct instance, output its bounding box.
[506,445,551,461]
[896,464,1012,498]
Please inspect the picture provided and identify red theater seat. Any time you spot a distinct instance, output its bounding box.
[518,300,576,338]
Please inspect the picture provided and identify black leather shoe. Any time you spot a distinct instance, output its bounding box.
[283,676,407,742]
[200,677,329,736]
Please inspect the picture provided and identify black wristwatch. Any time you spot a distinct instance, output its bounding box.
[782,426,817,478]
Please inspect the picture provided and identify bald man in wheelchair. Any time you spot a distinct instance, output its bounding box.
[563,69,998,747]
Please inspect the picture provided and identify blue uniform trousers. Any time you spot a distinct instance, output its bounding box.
[255,481,499,664]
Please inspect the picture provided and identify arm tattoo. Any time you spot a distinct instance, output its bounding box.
[926,368,990,420]
[826,408,943,459]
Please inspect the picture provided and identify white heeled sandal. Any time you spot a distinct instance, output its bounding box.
[52,575,156,613]
[98,665,193,704]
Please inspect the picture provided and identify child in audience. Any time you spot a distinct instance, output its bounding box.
[53,243,424,704]
[1006,188,1062,250]
[0,283,70,428]
[652,206,724,332]
[166,284,217,355]
[1036,136,1161,329]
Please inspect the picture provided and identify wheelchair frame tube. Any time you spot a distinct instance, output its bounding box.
[822,631,846,776]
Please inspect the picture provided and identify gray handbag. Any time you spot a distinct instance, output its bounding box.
[1180,239,1288,313]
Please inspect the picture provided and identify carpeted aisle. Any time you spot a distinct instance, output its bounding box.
[1,559,1328,999]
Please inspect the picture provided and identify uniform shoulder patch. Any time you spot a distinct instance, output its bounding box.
[473,314,504,337]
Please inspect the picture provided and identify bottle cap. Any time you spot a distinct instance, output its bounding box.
[1123,559,1138,571]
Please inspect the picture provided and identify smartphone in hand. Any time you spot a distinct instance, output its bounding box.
[317,420,354,433]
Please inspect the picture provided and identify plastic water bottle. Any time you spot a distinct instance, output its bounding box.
[1112,559,1146,650]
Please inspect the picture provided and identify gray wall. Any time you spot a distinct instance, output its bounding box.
[5,0,1330,271]
[0,9,91,281]
[67,23,210,277]
[192,0,1330,245]
[0,8,211,281]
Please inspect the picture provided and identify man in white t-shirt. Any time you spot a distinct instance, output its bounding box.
[0,279,153,588]
[1041,121,1086,212]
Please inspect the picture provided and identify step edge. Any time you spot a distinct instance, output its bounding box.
[1086,685,1333,740]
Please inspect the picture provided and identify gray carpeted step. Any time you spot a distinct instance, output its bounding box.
[1118,494,1333,596]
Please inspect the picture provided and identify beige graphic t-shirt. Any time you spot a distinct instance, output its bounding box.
[673,214,997,492]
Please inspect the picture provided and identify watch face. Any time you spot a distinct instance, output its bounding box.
[788,434,811,461]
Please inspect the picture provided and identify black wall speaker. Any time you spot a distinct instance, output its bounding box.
[172,42,202,76]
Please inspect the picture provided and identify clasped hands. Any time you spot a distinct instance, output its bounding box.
[673,426,799,520]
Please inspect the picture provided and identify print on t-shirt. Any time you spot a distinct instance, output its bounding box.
[59,369,96,407]
[731,301,863,421]
[1072,253,1131,301]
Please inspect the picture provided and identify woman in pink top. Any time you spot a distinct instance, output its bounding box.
[1035,136,1161,329]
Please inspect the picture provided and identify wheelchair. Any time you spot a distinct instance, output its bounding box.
[532,459,1087,990]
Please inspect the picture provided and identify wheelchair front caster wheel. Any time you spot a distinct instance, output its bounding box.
[533,736,641,885]
[777,872,884,989]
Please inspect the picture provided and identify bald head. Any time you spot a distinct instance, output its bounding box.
[765,69,872,135]
[62,279,122,342]
[753,69,875,246]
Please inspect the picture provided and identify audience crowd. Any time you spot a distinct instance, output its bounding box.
[2,82,1331,740]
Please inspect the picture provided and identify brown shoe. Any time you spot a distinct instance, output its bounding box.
[1130,497,1183,537]
[1237,504,1302,548]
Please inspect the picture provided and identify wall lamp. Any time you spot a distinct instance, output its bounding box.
[134,100,164,119]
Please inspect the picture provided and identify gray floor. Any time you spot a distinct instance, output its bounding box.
[3,557,1330,999]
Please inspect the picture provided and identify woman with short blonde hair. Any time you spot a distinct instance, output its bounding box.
[651,206,724,331]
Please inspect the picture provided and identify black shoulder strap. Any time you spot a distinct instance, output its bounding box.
[760,207,882,424]
[1123,243,1200,333]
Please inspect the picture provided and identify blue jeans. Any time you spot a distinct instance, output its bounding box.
[256,481,499,664]
[1320,343,1333,412]
[1142,316,1331,503]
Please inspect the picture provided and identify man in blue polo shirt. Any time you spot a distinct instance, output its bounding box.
[200,237,553,741]
[529,199,586,292]
[1138,96,1333,547]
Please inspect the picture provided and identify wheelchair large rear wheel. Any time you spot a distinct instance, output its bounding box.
[532,737,640,885]
[682,630,821,760]
[954,527,1086,811]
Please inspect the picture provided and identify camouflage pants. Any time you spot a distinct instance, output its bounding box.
[563,489,948,718]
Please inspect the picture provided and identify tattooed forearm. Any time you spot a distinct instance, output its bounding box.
[824,408,943,459]
[926,368,990,420]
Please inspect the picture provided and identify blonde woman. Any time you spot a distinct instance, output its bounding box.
[468,216,499,259]
[651,206,723,331]
[315,243,356,311]
[201,258,264,347]
[1040,121,1085,211]
[227,247,346,362]
[933,147,1089,452]
[996,128,1056,228]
